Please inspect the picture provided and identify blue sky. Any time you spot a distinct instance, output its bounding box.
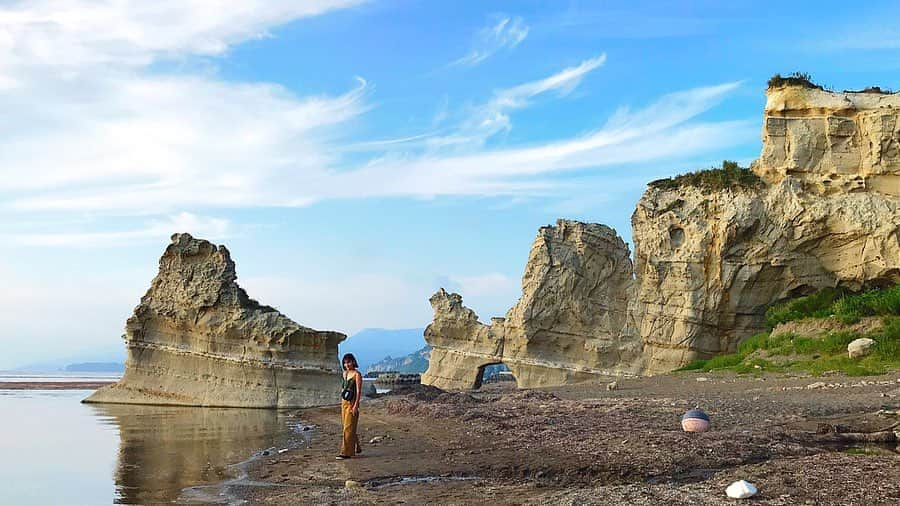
[2,0,899,368]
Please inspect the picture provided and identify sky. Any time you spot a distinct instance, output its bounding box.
[2,0,900,369]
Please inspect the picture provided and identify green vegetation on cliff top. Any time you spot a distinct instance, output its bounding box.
[648,160,764,192]
[767,72,824,91]
[680,283,900,376]
[767,71,895,94]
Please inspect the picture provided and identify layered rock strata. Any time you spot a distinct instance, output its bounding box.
[632,176,899,372]
[85,233,346,408]
[424,84,900,386]
[757,86,900,196]
[421,221,644,390]
[634,85,900,372]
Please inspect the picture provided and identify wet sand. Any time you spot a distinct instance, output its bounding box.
[233,372,900,505]
[0,381,116,390]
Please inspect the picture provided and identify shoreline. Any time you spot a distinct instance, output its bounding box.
[0,381,117,390]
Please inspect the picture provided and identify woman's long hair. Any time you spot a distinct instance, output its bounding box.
[341,353,358,370]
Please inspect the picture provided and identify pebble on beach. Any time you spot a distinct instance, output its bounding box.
[726,480,757,499]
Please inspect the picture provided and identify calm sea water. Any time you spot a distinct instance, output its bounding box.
[0,388,303,505]
[0,373,122,382]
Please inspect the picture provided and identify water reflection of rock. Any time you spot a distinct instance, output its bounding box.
[90,404,290,505]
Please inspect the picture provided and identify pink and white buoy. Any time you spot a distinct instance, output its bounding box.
[681,408,710,432]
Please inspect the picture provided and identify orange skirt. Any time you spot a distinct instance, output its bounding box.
[340,399,361,457]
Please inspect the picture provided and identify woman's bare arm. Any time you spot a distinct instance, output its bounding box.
[353,370,363,412]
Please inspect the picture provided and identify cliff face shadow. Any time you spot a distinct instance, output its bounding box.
[88,404,290,504]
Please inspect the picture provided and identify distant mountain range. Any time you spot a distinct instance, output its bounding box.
[368,346,431,374]
[12,328,426,375]
[339,328,426,373]
[12,350,126,373]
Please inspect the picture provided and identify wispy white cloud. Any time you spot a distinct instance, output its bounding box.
[0,0,365,68]
[313,82,748,201]
[440,54,607,147]
[0,1,749,246]
[11,212,230,247]
[451,16,529,67]
[5,81,747,215]
[353,55,606,152]
[0,0,368,242]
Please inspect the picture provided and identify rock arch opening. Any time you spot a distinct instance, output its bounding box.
[474,363,517,390]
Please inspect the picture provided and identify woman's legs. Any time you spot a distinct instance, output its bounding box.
[340,401,360,457]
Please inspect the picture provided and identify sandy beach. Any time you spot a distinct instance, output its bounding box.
[224,372,900,505]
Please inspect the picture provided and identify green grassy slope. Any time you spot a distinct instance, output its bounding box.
[679,284,900,376]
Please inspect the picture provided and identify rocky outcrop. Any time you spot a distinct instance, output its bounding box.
[632,177,898,372]
[757,86,900,196]
[422,221,643,390]
[424,84,900,386]
[633,86,900,373]
[85,233,346,408]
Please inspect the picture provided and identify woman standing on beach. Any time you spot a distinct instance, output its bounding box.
[337,353,363,459]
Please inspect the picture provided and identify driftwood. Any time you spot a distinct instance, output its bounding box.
[805,421,900,444]
[811,431,898,444]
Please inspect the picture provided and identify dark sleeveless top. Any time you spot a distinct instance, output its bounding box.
[341,374,356,391]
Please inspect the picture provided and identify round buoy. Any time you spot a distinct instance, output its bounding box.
[681,408,710,432]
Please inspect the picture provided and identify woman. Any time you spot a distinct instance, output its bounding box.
[337,353,363,460]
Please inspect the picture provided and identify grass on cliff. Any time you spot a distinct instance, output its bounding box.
[679,283,900,376]
[767,72,894,95]
[765,284,900,327]
[767,72,825,91]
[648,160,764,192]
[843,86,896,95]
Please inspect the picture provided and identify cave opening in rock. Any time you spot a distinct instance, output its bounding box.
[474,363,517,389]
[669,226,685,248]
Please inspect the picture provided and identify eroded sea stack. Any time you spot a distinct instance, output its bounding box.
[423,83,900,388]
[85,233,346,408]
[421,221,644,390]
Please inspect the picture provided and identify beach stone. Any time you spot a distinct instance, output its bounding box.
[345,480,362,488]
[726,480,758,499]
[85,233,346,408]
[362,381,377,398]
[848,338,876,359]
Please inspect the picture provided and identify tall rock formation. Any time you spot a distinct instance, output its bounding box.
[633,85,900,373]
[85,233,346,408]
[421,221,643,390]
[423,82,900,386]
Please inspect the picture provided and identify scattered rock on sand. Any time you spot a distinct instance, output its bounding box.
[848,338,876,359]
[726,480,758,499]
